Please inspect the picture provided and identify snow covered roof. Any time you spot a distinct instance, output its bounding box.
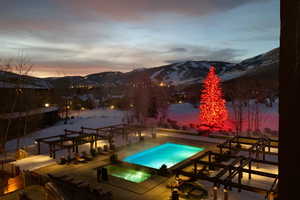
[0,106,59,119]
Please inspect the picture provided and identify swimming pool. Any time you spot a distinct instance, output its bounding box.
[105,165,151,183]
[123,142,204,169]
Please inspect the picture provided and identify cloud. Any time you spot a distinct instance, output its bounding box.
[168,48,188,53]
[164,46,246,63]
[0,0,277,77]
[56,0,271,21]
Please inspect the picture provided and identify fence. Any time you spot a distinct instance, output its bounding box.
[0,159,19,177]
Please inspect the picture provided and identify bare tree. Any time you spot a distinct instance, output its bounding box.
[225,80,250,136]
[0,51,33,155]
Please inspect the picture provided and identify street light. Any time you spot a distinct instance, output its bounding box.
[44,103,50,107]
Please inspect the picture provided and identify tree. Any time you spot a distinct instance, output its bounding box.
[199,66,228,130]
[0,51,33,154]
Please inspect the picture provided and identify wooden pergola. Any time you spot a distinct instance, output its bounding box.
[217,136,278,161]
[35,123,148,158]
[175,137,278,199]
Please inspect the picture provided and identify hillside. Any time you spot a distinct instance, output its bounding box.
[0,48,279,90]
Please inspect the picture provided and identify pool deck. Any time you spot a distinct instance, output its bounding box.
[31,134,276,200]
[34,136,216,200]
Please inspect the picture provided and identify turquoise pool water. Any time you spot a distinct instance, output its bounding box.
[123,142,204,169]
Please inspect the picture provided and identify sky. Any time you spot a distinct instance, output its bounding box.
[0,0,280,78]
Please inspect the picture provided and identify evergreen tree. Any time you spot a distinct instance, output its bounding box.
[199,66,228,130]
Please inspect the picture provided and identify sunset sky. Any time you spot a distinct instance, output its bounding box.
[0,0,280,78]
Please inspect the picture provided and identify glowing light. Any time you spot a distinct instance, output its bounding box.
[110,105,115,109]
[81,107,85,111]
[178,100,183,104]
[130,104,134,107]
[44,103,50,107]
[199,66,228,131]
[159,82,166,87]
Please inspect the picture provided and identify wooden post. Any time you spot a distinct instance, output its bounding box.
[248,161,252,180]
[256,150,259,168]
[208,151,212,170]
[95,137,98,149]
[37,141,40,154]
[238,172,242,192]
[68,147,71,159]
[75,142,79,153]
[213,186,218,200]
[53,147,56,159]
[90,141,93,152]
[268,192,274,200]
[263,145,266,161]
[49,144,52,158]
[223,188,228,200]
[240,160,243,178]
[72,139,75,152]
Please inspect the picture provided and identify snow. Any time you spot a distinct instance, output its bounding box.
[167,102,278,132]
[5,108,125,151]
[11,155,56,171]
[150,69,162,80]
[220,70,247,82]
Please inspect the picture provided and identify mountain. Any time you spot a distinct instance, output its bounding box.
[0,70,52,89]
[0,48,279,89]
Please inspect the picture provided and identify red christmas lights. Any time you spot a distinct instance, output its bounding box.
[199,66,228,130]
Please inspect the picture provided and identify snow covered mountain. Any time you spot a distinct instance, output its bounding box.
[0,48,278,89]
[0,70,52,89]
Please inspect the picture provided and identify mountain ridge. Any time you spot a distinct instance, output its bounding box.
[0,47,279,89]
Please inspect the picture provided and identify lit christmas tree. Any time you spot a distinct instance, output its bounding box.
[199,66,228,130]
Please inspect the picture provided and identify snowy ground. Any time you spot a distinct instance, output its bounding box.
[167,101,279,132]
[5,101,278,153]
[5,108,125,152]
